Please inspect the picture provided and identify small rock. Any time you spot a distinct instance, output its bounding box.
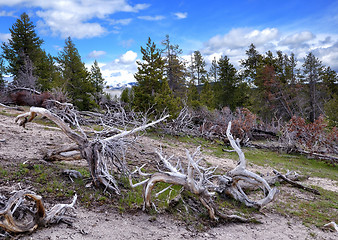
[63,169,83,179]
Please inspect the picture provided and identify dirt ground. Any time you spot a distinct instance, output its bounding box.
[0,107,337,240]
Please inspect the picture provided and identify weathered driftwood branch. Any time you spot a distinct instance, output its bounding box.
[15,106,169,194]
[0,190,76,233]
[0,103,24,111]
[273,170,320,195]
[130,148,249,222]
[217,122,279,208]
[130,122,278,221]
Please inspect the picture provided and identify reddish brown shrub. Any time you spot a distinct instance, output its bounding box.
[10,91,53,107]
[285,115,338,154]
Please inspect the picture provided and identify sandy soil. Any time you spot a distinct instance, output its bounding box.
[0,107,337,240]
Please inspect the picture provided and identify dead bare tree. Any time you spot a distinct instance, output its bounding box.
[15,106,169,194]
[0,190,76,233]
[130,121,279,221]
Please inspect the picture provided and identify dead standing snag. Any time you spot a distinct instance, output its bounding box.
[15,106,169,194]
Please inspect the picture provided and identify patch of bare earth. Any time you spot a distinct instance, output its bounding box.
[0,108,337,240]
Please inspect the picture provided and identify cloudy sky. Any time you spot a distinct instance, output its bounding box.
[0,0,338,86]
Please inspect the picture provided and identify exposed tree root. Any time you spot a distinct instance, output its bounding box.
[0,190,76,234]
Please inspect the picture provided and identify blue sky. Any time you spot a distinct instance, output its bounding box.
[0,0,338,86]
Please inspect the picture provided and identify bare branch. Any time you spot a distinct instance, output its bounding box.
[0,190,76,233]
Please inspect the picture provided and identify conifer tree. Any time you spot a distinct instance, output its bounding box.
[1,12,43,87]
[0,59,5,91]
[90,60,105,102]
[134,37,180,116]
[240,43,262,85]
[208,57,218,82]
[302,52,323,122]
[161,35,186,97]
[15,50,37,88]
[186,80,201,109]
[215,55,246,110]
[36,50,60,91]
[56,37,95,110]
[200,78,215,109]
[190,50,207,85]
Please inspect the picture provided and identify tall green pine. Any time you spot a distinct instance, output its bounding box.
[133,37,179,115]
[90,60,105,102]
[215,55,246,110]
[161,35,186,97]
[56,37,95,110]
[1,12,43,88]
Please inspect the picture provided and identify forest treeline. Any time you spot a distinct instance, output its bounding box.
[1,13,337,128]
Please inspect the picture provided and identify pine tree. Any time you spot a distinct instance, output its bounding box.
[200,79,215,109]
[1,12,43,87]
[15,50,37,88]
[240,43,262,85]
[36,50,60,91]
[191,50,207,85]
[0,58,5,91]
[208,57,218,82]
[186,80,201,109]
[133,37,164,111]
[134,37,180,116]
[322,66,338,126]
[302,52,323,122]
[90,60,105,103]
[215,55,245,110]
[56,37,95,110]
[161,35,186,97]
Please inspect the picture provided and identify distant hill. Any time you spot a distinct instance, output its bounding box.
[108,82,137,90]
[104,82,137,98]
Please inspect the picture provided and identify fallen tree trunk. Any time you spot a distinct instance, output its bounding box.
[15,106,169,194]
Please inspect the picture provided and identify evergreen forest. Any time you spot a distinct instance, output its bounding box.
[1,13,337,129]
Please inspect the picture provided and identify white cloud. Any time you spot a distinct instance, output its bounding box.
[0,10,16,17]
[312,41,338,70]
[205,28,280,52]
[279,31,315,47]
[200,28,338,71]
[202,28,280,68]
[174,12,187,19]
[119,50,137,63]
[0,0,149,39]
[120,39,135,48]
[87,50,107,59]
[108,18,132,26]
[138,15,165,21]
[98,50,138,86]
[0,33,11,42]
